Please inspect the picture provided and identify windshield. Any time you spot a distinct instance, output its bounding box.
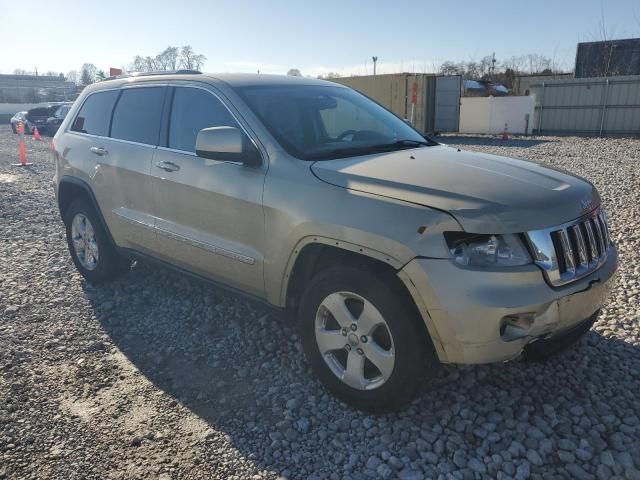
[235,84,435,160]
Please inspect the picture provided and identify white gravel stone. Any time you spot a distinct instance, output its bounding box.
[0,128,638,479]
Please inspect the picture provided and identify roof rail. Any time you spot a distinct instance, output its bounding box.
[106,70,202,81]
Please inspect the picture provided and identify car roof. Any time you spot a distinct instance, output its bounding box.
[204,73,340,88]
[88,72,342,91]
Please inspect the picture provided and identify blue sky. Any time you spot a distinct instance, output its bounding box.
[1,0,639,76]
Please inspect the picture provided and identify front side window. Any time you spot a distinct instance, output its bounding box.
[168,87,238,153]
[235,84,433,160]
[55,105,70,119]
[111,87,165,145]
[71,90,119,136]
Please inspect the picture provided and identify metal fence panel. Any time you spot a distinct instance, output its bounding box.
[531,75,640,135]
[435,75,461,132]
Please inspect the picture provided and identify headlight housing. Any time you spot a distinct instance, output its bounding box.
[444,232,531,267]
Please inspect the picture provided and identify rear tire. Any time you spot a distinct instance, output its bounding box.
[64,198,130,284]
[299,266,438,412]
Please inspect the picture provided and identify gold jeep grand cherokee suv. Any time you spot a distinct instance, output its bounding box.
[52,71,617,412]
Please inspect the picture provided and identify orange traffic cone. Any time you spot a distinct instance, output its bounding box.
[13,121,33,167]
[502,123,509,141]
[33,127,41,141]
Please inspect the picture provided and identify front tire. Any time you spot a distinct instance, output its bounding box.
[64,198,130,284]
[300,266,438,412]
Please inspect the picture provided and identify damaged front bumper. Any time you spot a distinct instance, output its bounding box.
[400,244,618,364]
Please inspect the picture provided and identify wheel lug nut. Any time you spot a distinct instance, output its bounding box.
[357,348,364,355]
[350,323,357,331]
[341,328,348,336]
[345,344,352,351]
[360,336,368,343]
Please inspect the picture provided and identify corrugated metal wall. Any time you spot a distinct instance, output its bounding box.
[530,75,640,135]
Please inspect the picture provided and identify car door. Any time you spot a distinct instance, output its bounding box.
[151,85,266,298]
[68,86,165,254]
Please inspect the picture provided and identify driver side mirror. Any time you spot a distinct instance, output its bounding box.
[195,126,262,167]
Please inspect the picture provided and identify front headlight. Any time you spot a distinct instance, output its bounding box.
[444,232,531,267]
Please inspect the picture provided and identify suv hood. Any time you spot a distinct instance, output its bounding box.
[311,145,600,234]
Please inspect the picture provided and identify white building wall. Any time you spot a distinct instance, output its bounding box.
[459,96,535,135]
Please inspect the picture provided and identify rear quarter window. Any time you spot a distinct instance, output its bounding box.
[71,90,119,136]
[110,87,165,145]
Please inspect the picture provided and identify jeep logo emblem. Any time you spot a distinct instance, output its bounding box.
[580,198,593,211]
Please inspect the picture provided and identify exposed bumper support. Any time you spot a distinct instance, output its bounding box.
[399,244,617,364]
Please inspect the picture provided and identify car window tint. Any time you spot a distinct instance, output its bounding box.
[57,106,70,118]
[111,87,165,145]
[71,90,119,136]
[169,87,238,152]
[319,96,392,138]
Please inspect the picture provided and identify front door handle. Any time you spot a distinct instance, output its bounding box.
[89,146,108,156]
[155,160,180,172]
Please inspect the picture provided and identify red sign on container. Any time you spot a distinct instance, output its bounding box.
[411,82,419,104]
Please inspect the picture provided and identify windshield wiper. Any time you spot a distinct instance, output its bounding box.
[367,139,430,151]
[306,139,431,161]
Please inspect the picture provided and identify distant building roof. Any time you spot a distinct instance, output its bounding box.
[0,74,66,82]
[575,38,640,78]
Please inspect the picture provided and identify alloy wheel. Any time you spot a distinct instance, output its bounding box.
[315,291,395,390]
[71,213,99,271]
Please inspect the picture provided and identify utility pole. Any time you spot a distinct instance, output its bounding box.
[372,56,378,76]
[490,52,496,80]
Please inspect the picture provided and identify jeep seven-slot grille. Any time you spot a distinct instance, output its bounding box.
[526,208,611,287]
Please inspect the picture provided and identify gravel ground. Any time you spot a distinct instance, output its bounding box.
[1,125,639,480]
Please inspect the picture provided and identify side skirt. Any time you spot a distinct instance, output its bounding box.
[119,247,284,319]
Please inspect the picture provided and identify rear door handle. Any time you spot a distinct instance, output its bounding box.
[155,160,180,172]
[89,146,108,156]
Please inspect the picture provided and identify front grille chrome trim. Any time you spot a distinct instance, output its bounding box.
[571,224,589,272]
[527,207,611,287]
[583,220,599,267]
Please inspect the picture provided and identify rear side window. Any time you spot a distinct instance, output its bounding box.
[168,87,238,152]
[111,87,165,145]
[71,90,119,136]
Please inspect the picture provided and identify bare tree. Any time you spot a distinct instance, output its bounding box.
[464,61,480,80]
[479,55,494,78]
[587,3,618,77]
[143,56,158,72]
[178,46,206,71]
[66,70,79,84]
[156,46,179,70]
[287,68,302,76]
[439,61,463,76]
[130,46,206,72]
[80,63,97,85]
[318,72,341,79]
[132,55,147,72]
[13,68,28,75]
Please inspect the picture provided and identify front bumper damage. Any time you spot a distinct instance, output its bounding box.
[400,245,618,364]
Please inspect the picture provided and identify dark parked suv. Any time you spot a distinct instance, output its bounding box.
[46,104,72,136]
[10,103,71,135]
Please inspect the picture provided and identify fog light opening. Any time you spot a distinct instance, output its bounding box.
[500,313,535,342]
